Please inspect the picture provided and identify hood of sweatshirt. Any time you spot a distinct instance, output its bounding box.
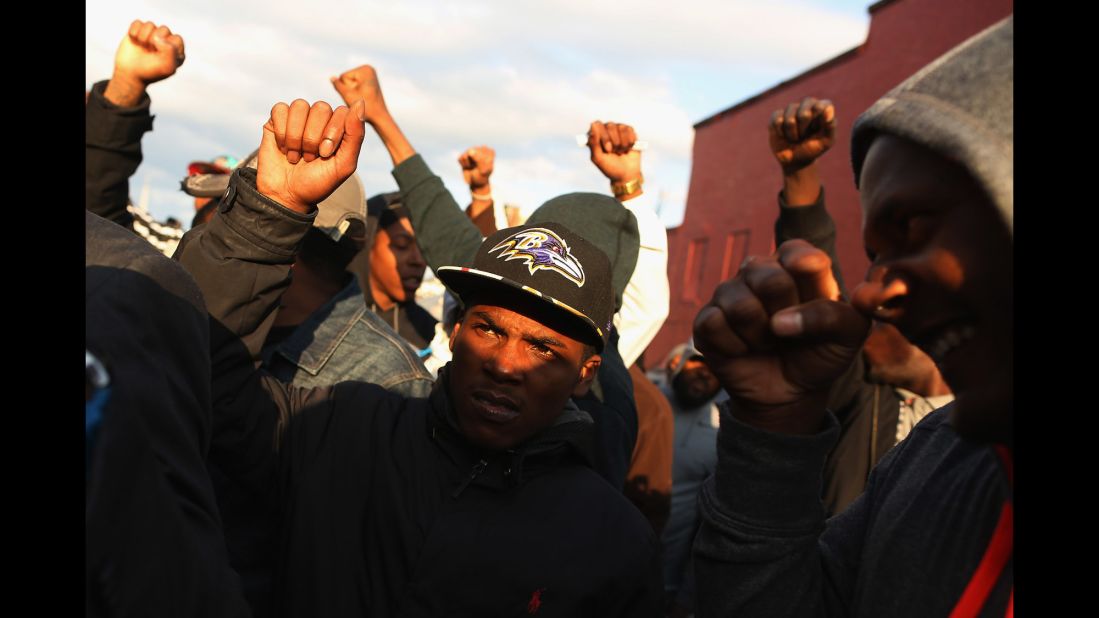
[851,16,1013,239]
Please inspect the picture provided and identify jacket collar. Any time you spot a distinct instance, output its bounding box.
[426,364,597,494]
[267,278,365,375]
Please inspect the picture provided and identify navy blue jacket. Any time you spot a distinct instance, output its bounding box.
[176,169,662,617]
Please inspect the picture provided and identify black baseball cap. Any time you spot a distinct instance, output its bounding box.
[436,223,614,352]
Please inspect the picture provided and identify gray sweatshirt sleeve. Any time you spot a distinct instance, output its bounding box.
[693,401,864,617]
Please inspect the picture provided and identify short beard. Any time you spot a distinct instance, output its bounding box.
[672,373,719,409]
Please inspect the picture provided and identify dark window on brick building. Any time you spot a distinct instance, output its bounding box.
[683,237,709,303]
[720,229,751,281]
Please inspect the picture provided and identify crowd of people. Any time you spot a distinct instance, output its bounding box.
[86,14,1013,617]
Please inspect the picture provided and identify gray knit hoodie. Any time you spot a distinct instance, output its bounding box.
[852,16,1013,238]
[693,16,1013,618]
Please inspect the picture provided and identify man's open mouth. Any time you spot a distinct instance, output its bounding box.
[471,391,520,423]
[910,319,976,365]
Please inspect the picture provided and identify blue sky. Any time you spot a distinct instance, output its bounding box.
[86,0,874,229]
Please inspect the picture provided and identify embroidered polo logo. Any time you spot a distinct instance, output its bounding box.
[489,228,585,287]
[527,587,546,614]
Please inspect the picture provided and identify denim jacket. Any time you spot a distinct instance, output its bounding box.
[262,278,434,397]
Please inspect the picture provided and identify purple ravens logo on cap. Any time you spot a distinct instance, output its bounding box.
[488,228,586,287]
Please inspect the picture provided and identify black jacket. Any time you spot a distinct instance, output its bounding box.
[176,169,663,617]
[695,405,1012,617]
[85,80,153,229]
[86,211,249,616]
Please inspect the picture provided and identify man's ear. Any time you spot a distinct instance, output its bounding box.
[449,321,462,352]
[666,353,682,372]
[571,354,602,398]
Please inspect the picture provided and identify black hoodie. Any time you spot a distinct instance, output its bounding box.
[176,169,663,617]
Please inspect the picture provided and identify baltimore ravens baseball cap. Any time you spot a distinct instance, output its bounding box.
[436,222,614,352]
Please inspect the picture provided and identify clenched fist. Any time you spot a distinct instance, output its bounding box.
[459,146,495,191]
[104,20,186,107]
[256,98,367,214]
[587,120,642,186]
[114,20,185,86]
[768,97,836,173]
[330,65,390,126]
[693,240,867,434]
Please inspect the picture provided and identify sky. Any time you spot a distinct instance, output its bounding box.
[86,0,875,230]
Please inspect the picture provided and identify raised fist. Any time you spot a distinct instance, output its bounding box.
[587,121,642,185]
[458,146,495,190]
[768,97,836,172]
[113,20,186,87]
[256,99,366,214]
[330,65,390,125]
[692,240,867,432]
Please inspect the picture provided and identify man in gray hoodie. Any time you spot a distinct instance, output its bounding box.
[691,15,1012,617]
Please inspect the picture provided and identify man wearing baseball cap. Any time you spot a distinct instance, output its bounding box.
[180,155,238,227]
[330,64,649,496]
[176,97,661,616]
[181,149,432,391]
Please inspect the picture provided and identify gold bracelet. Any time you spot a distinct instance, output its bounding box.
[611,177,643,199]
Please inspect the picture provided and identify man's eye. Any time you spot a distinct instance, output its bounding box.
[532,344,555,360]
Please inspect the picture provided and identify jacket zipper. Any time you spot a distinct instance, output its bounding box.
[452,458,488,498]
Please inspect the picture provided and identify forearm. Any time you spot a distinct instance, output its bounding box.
[693,405,843,617]
[615,174,643,202]
[465,179,497,236]
[466,198,493,220]
[781,164,822,207]
[616,262,668,366]
[102,70,149,108]
[85,80,153,228]
[616,194,669,365]
[465,200,498,237]
[464,172,492,207]
[773,186,847,297]
[177,168,312,360]
[371,113,416,168]
[175,168,328,491]
[469,180,493,206]
[393,154,483,273]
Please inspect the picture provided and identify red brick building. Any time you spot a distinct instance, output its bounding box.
[647,0,1013,364]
